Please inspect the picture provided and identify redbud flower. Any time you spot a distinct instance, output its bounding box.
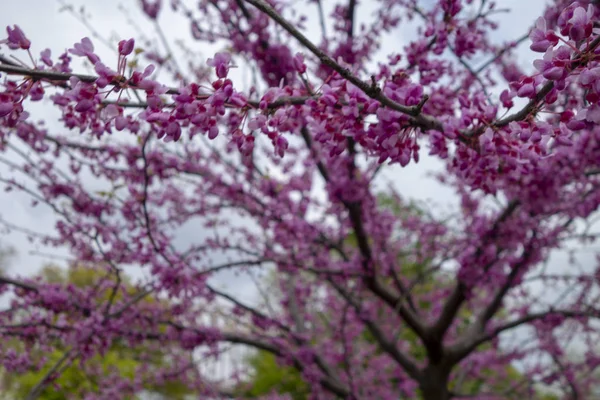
[118,38,135,56]
[529,18,558,53]
[94,62,117,88]
[29,82,44,101]
[500,90,514,109]
[579,67,600,87]
[293,53,306,74]
[69,37,100,64]
[533,46,571,81]
[40,49,53,66]
[558,4,595,41]
[516,77,535,98]
[0,102,13,118]
[478,128,495,154]
[208,125,219,139]
[207,52,231,78]
[2,25,30,50]
[141,0,162,19]
[115,116,128,131]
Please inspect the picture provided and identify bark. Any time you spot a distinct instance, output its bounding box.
[419,364,451,400]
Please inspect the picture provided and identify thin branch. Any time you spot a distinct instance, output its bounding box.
[243,0,443,131]
[477,238,536,325]
[316,0,327,39]
[474,33,529,75]
[25,348,76,400]
[487,35,600,131]
[153,20,186,81]
[346,0,357,39]
[327,278,422,381]
[551,353,579,400]
[167,322,351,398]
[0,62,101,84]
[430,200,519,342]
[452,307,600,360]
[0,61,315,110]
[0,275,39,292]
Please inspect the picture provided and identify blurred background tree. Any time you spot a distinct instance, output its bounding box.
[234,197,560,400]
[0,263,195,400]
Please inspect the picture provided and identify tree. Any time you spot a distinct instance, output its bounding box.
[0,264,195,399]
[1,0,600,399]
[235,197,558,399]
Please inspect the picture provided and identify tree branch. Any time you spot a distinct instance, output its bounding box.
[243,0,443,131]
[429,200,519,343]
[327,278,422,381]
[454,308,600,358]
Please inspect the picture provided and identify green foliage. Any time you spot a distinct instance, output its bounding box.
[237,351,309,400]
[2,343,193,400]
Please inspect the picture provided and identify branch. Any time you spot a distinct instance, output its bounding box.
[25,349,76,400]
[429,200,519,342]
[243,0,443,132]
[300,126,330,182]
[315,0,327,39]
[456,308,600,356]
[0,62,100,84]
[550,353,579,400]
[170,323,351,398]
[0,61,315,110]
[474,33,529,75]
[448,242,536,363]
[346,0,357,39]
[476,240,536,326]
[470,34,600,135]
[234,0,252,21]
[0,275,39,292]
[327,278,421,381]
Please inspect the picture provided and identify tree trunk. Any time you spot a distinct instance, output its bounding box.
[419,364,451,400]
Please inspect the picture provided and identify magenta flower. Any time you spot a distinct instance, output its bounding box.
[0,101,13,118]
[118,38,135,56]
[529,18,558,53]
[207,52,231,79]
[141,0,162,19]
[499,90,514,109]
[94,62,118,88]
[2,25,30,50]
[293,52,306,73]
[558,4,595,41]
[69,37,100,64]
[40,49,53,66]
[533,46,571,81]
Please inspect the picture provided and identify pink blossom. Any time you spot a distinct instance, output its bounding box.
[69,37,100,64]
[529,18,558,53]
[40,48,52,66]
[118,38,135,56]
[0,2,600,399]
[141,0,162,19]
[2,25,30,50]
[558,4,595,41]
[207,52,231,79]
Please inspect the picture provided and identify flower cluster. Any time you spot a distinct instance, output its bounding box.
[1,1,600,399]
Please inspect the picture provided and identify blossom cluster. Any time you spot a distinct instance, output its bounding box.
[0,1,600,399]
